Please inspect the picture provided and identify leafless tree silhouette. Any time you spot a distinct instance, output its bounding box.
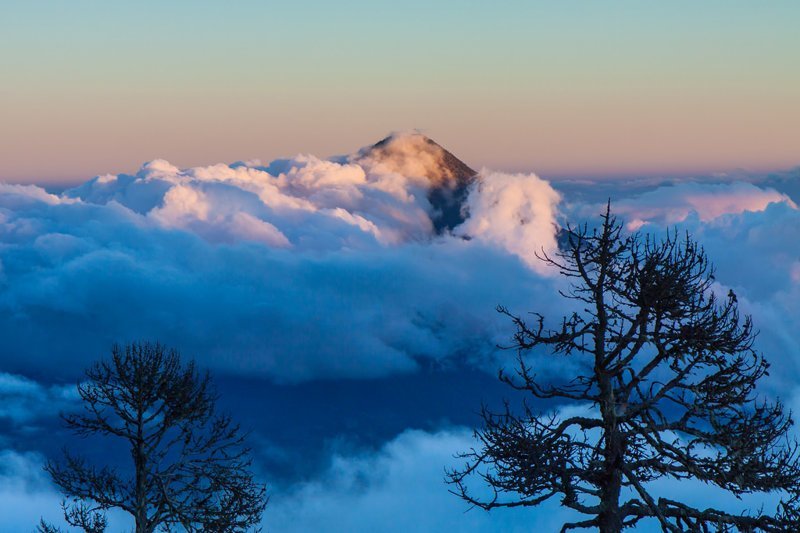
[40,342,266,533]
[448,205,800,532]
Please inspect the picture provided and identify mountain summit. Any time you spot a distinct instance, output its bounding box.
[353,132,478,232]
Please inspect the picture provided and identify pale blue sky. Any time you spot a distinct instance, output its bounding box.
[1,1,798,181]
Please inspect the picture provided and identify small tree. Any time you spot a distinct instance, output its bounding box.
[41,342,267,533]
[448,206,800,532]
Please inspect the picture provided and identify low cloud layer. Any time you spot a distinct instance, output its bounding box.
[266,428,566,532]
[611,181,795,229]
[0,133,562,382]
[1,136,798,387]
[265,422,791,532]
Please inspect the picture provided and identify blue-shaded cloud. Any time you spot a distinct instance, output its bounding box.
[0,134,563,383]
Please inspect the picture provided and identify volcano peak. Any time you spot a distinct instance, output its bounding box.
[355,132,477,232]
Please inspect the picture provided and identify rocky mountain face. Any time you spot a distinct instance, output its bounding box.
[353,132,478,233]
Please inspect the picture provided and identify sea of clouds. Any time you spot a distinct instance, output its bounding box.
[0,134,564,382]
[1,133,798,530]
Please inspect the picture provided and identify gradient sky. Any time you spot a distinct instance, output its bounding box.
[0,0,798,183]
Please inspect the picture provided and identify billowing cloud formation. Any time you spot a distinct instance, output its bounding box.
[1,134,798,388]
[458,170,561,271]
[0,134,562,382]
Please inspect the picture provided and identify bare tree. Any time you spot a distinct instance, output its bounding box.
[38,502,107,533]
[448,206,800,532]
[41,342,267,533]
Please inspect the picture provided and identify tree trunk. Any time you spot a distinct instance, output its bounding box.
[135,405,148,533]
[595,247,623,533]
[597,430,623,533]
[598,369,623,532]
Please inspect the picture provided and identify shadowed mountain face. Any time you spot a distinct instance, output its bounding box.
[354,132,478,233]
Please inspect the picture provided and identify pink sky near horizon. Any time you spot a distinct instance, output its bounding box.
[1,1,798,184]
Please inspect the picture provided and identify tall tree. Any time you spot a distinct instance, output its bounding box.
[41,342,266,533]
[448,206,800,532]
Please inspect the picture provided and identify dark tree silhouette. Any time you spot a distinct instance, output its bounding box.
[448,206,800,532]
[40,342,267,533]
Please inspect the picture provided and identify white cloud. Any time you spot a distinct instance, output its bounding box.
[608,181,796,229]
[457,170,562,272]
[266,428,571,533]
[0,135,564,382]
[0,135,798,394]
[264,421,789,533]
